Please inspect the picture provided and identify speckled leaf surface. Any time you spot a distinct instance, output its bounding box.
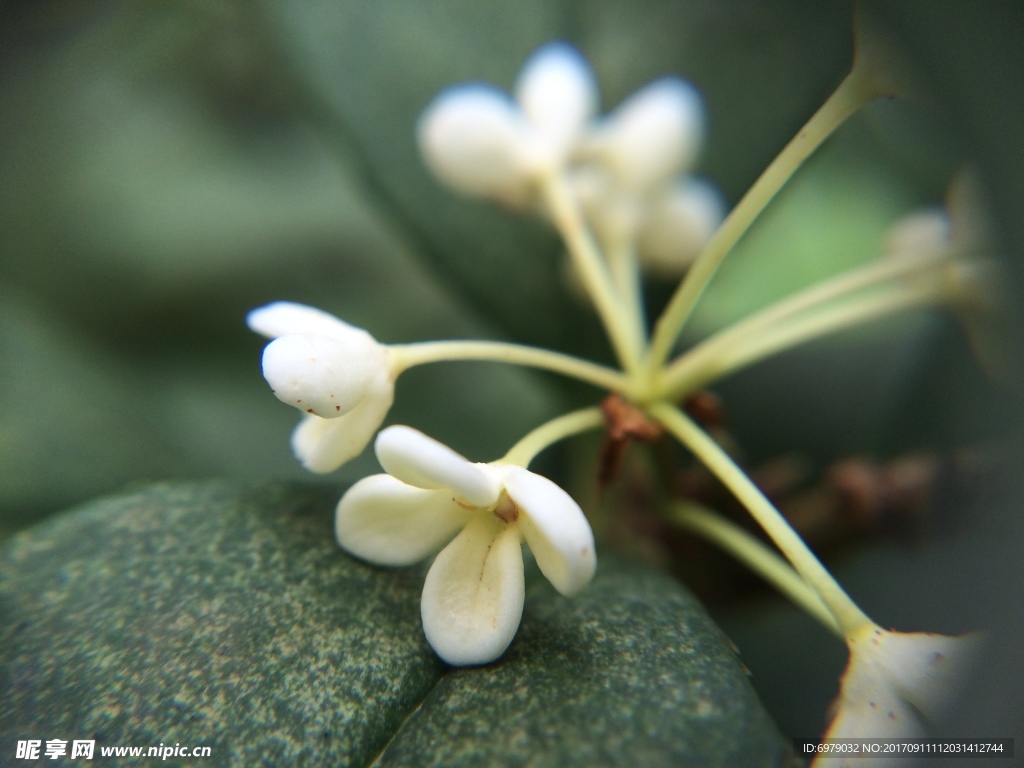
[1,482,788,767]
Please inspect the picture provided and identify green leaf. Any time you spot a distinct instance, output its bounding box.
[1,482,788,767]
[0,290,196,536]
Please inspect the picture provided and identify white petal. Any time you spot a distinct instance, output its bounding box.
[515,42,597,159]
[420,513,525,666]
[501,465,596,596]
[335,475,472,566]
[638,178,725,276]
[869,630,983,724]
[262,333,385,417]
[417,85,532,201]
[594,77,704,190]
[375,426,502,507]
[290,376,394,473]
[247,301,366,340]
[820,627,984,759]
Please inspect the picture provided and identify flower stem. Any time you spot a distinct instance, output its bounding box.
[667,502,842,637]
[651,403,874,637]
[390,340,632,394]
[540,171,647,375]
[501,407,605,467]
[646,70,877,375]
[659,271,947,398]
[607,237,648,349]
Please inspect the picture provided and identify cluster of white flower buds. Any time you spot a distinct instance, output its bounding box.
[418,42,724,276]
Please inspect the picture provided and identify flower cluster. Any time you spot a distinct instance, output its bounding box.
[418,42,724,277]
[250,35,997,748]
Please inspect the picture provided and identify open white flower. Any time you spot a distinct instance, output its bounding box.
[816,625,983,767]
[247,301,394,473]
[418,41,597,205]
[335,425,596,666]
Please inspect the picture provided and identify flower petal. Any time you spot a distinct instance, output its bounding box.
[262,333,383,417]
[820,626,984,754]
[868,629,983,726]
[335,474,471,566]
[247,301,366,340]
[638,178,725,276]
[592,77,704,190]
[420,513,524,666]
[515,42,597,160]
[501,465,596,596]
[417,84,532,202]
[290,375,394,473]
[375,426,502,507]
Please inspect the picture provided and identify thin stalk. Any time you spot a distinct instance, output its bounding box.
[667,503,842,637]
[660,280,945,398]
[607,236,648,350]
[646,71,878,374]
[501,407,605,467]
[540,172,646,374]
[651,403,874,636]
[660,251,944,393]
[389,340,632,394]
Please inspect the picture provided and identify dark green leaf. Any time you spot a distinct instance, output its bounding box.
[1,481,788,767]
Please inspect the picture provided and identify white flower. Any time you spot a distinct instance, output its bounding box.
[247,302,394,473]
[585,77,705,192]
[573,76,722,275]
[816,625,983,767]
[418,41,597,205]
[335,425,597,666]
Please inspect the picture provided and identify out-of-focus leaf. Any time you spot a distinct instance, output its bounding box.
[0,291,195,535]
[0,481,789,766]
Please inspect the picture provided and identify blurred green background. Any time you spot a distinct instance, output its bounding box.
[2,0,1022,745]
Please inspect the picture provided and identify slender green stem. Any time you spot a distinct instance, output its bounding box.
[661,251,944,393]
[389,340,632,394]
[667,503,842,637]
[646,71,877,374]
[501,407,605,467]
[651,403,874,636]
[659,277,946,398]
[607,236,648,349]
[540,171,646,374]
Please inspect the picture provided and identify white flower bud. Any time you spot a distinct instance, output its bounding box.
[590,77,704,191]
[248,301,395,473]
[514,42,597,162]
[417,85,533,202]
[261,333,382,418]
[638,178,725,275]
